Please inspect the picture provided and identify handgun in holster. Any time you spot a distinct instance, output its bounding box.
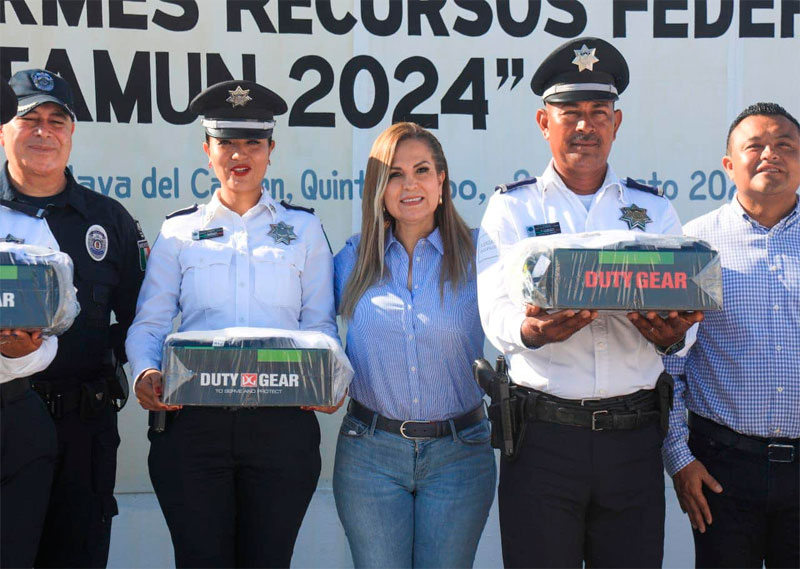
[104,351,130,412]
[473,355,525,460]
[149,410,167,433]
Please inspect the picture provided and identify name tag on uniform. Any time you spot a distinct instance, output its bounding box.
[527,222,561,237]
[192,227,224,241]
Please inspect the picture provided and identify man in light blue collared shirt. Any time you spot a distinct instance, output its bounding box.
[664,102,800,569]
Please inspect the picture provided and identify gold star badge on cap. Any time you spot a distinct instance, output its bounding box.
[226,85,252,108]
[268,221,297,245]
[619,204,652,231]
[572,44,599,72]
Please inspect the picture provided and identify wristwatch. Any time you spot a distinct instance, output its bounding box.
[655,337,685,356]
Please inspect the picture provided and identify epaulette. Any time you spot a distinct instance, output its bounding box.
[281,200,315,215]
[623,177,663,197]
[165,204,199,219]
[495,177,537,194]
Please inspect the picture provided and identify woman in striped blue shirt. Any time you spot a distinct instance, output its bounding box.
[333,122,496,568]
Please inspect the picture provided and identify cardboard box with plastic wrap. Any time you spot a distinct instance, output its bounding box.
[162,328,353,407]
[0,242,80,334]
[506,231,722,312]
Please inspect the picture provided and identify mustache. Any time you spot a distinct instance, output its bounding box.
[568,134,601,144]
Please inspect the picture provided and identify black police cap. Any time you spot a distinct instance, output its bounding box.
[1,78,17,124]
[189,80,288,140]
[531,37,629,103]
[9,69,76,119]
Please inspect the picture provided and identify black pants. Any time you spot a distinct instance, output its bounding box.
[148,406,322,568]
[34,405,120,568]
[0,389,57,569]
[689,430,800,569]
[499,420,665,568]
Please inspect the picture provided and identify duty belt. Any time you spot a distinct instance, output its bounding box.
[348,399,485,440]
[31,381,82,418]
[689,412,798,463]
[518,387,660,431]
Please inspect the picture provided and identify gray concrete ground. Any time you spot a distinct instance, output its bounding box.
[109,480,695,568]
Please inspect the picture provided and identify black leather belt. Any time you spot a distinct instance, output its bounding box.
[0,377,31,407]
[31,381,82,418]
[348,399,485,440]
[689,412,798,463]
[518,387,660,431]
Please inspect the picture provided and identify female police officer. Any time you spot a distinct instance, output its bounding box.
[125,80,338,568]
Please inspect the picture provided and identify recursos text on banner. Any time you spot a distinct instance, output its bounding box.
[68,163,740,206]
[2,0,798,38]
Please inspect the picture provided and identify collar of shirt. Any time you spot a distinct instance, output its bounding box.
[1,163,88,219]
[539,159,627,203]
[384,225,445,257]
[729,192,800,233]
[201,188,278,225]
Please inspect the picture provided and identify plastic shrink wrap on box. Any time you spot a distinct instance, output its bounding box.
[162,327,353,407]
[504,230,722,312]
[0,242,80,335]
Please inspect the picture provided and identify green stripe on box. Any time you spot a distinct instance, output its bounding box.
[0,266,18,280]
[258,349,302,362]
[598,251,674,265]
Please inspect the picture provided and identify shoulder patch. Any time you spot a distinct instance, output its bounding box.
[495,177,537,194]
[280,200,315,215]
[165,204,199,219]
[623,177,664,197]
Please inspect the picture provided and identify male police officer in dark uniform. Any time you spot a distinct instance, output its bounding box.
[477,39,702,568]
[1,76,60,569]
[1,69,146,568]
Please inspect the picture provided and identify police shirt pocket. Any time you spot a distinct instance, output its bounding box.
[338,413,369,438]
[456,418,492,445]
[180,245,233,310]
[251,245,303,310]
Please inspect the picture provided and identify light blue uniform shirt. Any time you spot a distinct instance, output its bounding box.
[334,228,484,421]
[663,196,800,475]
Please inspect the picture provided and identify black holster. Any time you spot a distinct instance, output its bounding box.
[474,356,526,461]
[655,372,675,438]
[80,379,110,420]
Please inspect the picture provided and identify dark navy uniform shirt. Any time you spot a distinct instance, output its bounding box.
[0,163,145,386]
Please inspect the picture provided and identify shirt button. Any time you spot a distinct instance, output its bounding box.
[414,285,419,290]
[597,342,606,349]
[774,427,781,434]
[410,366,417,373]
[769,265,777,271]
[773,304,780,311]
[408,334,414,340]
[416,257,421,262]
[413,398,419,404]
[776,345,782,352]
[407,305,412,310]
[777,387,784,393]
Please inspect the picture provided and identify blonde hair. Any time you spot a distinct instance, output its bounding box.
[339,122,475,320]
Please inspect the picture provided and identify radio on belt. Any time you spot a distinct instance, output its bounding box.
[161,327,353,407]
[0,242,80,334]
[505,230,723,311]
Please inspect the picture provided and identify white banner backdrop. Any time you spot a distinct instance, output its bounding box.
[3,0,799,490]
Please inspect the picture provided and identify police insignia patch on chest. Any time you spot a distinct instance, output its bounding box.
[85,224,109,261]
[619,204,652,231]
[268,221,297,245]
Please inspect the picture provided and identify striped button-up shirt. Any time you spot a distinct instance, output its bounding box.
[663,196,800,475]
[334,228,484,421]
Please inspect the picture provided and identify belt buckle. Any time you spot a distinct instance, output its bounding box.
[400,420,432,440]
[591,410,608,431]
[767,443,795,463]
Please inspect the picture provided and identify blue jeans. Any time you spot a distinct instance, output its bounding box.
[333,410,497,569]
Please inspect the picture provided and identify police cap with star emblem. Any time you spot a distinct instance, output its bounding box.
[8,69,76,119]
[1,78,17,124]
[531,37,629,103]
[189,80,288,140]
